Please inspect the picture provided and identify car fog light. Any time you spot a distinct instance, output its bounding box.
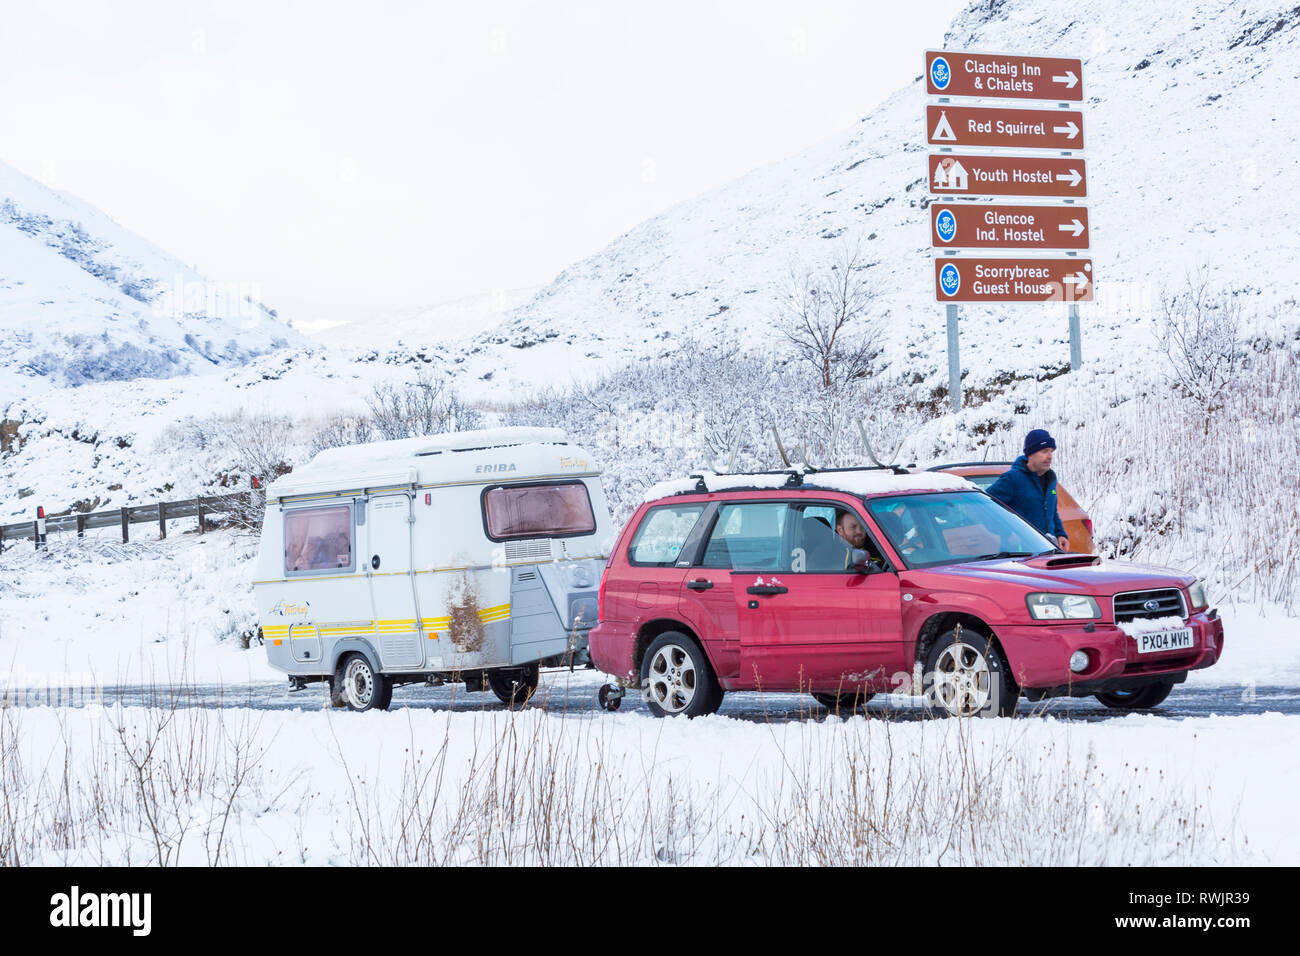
[1069,650,1089,673]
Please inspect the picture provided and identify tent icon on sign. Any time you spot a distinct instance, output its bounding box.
[934,158,968,190]
[931,110,957,142]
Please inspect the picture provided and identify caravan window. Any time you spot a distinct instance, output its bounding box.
[284,504,354,573]
[483,481,596,540]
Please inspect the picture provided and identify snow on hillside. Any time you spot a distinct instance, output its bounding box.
[4,0,1299,579]
[0,159,308,393]
[0,347,436,520]
[305,286,540,352]
[433,0,1300,398]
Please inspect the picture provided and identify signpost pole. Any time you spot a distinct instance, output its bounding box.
[1068,303,1082,369]
[946,303,961,412]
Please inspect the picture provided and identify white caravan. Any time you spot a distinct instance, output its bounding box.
[253,427,613,711]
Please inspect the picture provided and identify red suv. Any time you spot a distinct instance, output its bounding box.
[589,469,1223,718]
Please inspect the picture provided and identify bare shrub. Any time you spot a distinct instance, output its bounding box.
[774,240,881,391]
[365,369,482,441]
[209,411,296,528]
[1157,271,1248,409]
[308,413,374,457]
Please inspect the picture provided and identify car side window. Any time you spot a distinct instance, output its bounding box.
[628,504,706,566]
[789,503,886,572]
[699,503,790,570]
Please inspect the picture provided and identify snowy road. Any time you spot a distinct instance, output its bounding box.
[11,669,1292,723]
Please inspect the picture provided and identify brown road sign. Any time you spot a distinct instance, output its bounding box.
[927,104,1083,150]
[934,257,1093,303]
[930,204,1089,250]
[929,154,1087,198]
[925,50,1083,101]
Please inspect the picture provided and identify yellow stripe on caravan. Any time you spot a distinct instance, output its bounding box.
[263,607,512,636]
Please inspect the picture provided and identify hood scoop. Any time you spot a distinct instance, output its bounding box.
[1026,554,1101,570]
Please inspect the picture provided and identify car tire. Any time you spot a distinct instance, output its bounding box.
[335,653,393,712]
[1095,681,1174,710]
[488,664,540,708]
[811,690,875,714]
[641,631,723,718]
[923,626,1019,718]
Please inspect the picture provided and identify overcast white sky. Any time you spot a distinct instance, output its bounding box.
[1,1,965,323]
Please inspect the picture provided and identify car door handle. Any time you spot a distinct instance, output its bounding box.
[686,579,714,590]
[746,584,788,595]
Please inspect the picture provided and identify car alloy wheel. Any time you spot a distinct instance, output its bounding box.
[931,641,993,716]
[647,643,697,714]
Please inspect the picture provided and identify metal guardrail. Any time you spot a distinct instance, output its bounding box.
[0,492,252,551]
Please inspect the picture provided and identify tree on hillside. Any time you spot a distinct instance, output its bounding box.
[1157,269,1247,411]
[774,240,881,391]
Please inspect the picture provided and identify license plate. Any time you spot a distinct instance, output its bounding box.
[1135,627,1194,654]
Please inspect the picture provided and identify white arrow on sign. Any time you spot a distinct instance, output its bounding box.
[1052,70,1079,89]
[1054,169,1083,188]
[1063,271,1090,292]
[1056,219,1086,237]
[1052,121,1080,139]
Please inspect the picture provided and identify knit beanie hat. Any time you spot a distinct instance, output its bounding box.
[1024,429,1056,456]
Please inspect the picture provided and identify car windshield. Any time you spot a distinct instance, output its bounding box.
[866,491,1055,568]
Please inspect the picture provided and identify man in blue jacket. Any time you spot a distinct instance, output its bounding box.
[987,429,1070,551]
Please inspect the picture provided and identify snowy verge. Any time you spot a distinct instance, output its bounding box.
[1,702,1291,865]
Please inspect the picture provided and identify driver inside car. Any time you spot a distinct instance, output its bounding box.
[834,510,886,571]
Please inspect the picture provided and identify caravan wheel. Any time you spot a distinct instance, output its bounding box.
[488,665,539,708]
[336,654,393,712]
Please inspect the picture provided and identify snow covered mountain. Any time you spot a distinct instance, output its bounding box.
[305,287,540,352]
[437,0,1300,395]
[4,0,1299,526]
[0,159,308,392]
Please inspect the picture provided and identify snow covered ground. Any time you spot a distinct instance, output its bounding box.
[2,689,1294,865]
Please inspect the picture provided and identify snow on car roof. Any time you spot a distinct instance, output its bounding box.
[643,469,976,502]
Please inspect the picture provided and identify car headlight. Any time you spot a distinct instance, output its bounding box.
[1188,579,1208,611]
[1026,592,1101,620]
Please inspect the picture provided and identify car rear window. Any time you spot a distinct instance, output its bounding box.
[483,481,596,540]
[628,504,705,566]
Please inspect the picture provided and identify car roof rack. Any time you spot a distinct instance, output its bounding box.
[688,469,807,492]
[812,464,912,477]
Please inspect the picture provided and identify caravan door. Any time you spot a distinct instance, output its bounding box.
[365,493,424,670]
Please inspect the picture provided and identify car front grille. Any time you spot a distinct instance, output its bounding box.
[1113,588,1186,623]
